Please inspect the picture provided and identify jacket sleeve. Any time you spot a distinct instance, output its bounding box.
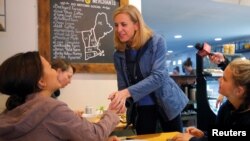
[45,103,119,141]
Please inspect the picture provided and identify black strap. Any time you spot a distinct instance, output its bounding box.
[131,37,153,83]
[136,37,152,62]
[124,37,155,129]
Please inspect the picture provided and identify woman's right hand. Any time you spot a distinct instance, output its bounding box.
[216,94,224,108]
[185,126,204,138]
[108,89,130,114]
[106,136,120,141]
[209,52,225,64]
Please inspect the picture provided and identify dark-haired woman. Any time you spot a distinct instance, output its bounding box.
[0,51,119,141]
[183,57,195,75]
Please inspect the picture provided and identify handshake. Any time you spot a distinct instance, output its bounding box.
[107,89,131,114]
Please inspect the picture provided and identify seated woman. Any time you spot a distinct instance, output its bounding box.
[183,57,195,76]
[0,51,120,141]
[172,58,250,141]
[51,58,76,98]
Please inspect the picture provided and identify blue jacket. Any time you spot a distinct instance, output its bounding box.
[113,34,188,120]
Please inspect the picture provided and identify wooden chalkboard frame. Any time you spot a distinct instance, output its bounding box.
[38,0,128,73]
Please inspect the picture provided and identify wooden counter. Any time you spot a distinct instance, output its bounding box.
[84,114,127,130]
[123,132,180,141]
[85,114,180,140]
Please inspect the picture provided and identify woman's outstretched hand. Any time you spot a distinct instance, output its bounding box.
[108,89,130,114]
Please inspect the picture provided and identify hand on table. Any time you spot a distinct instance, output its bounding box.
[185,127,204,137]
[106,136,121,141]
[172,127,204,141]
[74,110,84,118]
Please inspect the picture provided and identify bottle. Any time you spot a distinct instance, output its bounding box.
[190,87,196,101]
[185,86,188,97]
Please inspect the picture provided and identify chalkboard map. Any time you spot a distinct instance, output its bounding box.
[50,0,119,63]
[82,12,113,60]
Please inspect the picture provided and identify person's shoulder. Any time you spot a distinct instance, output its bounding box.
[150,33,166,46]
[29,94,66,108]
[113,49,124,58]
[152,33,164,40]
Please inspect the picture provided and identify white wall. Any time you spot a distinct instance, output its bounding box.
[0,0,38,112]
[129,0,141,12]
[0,0,38,61]
[59,74,117,110]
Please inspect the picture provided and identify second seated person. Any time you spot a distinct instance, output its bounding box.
[50,59,83,117]
[109,5,189,135]
[51,58,76,99]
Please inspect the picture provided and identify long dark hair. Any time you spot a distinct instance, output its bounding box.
[0,51,43,111]
[183,57,193,67]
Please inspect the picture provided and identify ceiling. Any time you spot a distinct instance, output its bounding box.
[141,0,250,55]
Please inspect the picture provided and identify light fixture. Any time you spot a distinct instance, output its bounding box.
[168,50,173,53]
[212,0,250,6]
[173,61,176,65]
[187,45,194,48]
[214,37,222,41]
[174,35,182,39]
[177,60,182,65]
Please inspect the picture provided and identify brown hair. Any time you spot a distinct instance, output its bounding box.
[113,5,153,51]
[0,51,43,110]
[51,58,76,73]
[183,57,193,67]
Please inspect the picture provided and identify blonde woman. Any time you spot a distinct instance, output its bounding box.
[173,58,250,141]
[109,5,188,135]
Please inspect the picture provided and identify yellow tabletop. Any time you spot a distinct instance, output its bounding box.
[123,132,180,141]
[85,115,180,140]
[84,114,127,130]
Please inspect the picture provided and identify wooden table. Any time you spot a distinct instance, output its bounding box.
[122,132,180,141]
[84,114,127,130]
[85,115,180,140]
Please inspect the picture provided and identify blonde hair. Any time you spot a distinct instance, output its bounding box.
[113,5,153,51]
[229,58,250,87]
[228,58,250,107]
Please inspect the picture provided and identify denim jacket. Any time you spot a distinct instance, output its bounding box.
[113,34,189,121]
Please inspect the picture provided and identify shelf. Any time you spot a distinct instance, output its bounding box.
[181,114,197,127]
[188,100,196,104]
[181,114,197,120]
[235,49,250,53]
[171,75,197,127]
[171,75,196,86]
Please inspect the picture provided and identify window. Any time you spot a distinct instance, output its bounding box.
[0,0,6,31]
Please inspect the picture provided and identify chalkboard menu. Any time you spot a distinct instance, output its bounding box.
[38,0,128,73]
[50,0,119,63]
